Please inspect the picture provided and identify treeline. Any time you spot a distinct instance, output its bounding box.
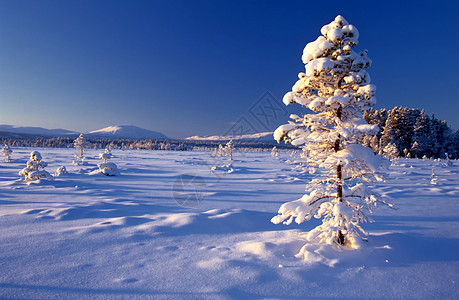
[0,137,285,152]
[362,107,459,159]
[0,137,190,151]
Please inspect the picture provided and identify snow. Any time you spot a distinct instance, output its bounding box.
[305,57,335,76]
[321,143,389,173]
[320,16,359,44]
[87,125,168,140]
[186,132,273,142]
[302,36,334,64]
[0,148,458,298]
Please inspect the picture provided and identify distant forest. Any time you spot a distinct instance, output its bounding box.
[2,106,458,159]
[362,107,459,159]
[0,136,286,153]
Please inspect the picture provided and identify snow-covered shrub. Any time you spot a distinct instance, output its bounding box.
[430,168,438,185]
[54,166,67,176]
[2,144,12,162]
[272,15,391,250]
[72,134,86,165]
[97,148,119,176]
[271,146,279,159]
[19,151,54,181]
[211,163,234,173]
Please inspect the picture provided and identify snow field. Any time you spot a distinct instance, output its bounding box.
[0,148,458,299]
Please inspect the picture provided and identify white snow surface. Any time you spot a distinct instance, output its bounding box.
[0,148,458,299]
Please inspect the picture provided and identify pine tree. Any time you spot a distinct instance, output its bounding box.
[383,143,399,160]
[380,109,398,150]
[412,110,430,158]
[19,151,53,181]
[369,135,379,154]
[97,148,119,176]
[225,140,234,161]
[72,134,86,165]
[2,144,12,162]
[272,15,391,249]
[271,146,279,158]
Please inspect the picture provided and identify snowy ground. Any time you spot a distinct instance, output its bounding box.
[0,148,458,299]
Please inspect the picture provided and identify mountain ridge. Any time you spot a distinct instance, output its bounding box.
[86,125,168,140]
[0,124,168,140]
[186,132,275,143]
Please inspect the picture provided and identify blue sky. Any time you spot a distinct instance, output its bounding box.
[1,0,458,139]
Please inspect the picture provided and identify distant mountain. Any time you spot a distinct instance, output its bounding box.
[0,124,168,140]
[0,125,78,138]
[186,132,275,143]
[86,125,168,140]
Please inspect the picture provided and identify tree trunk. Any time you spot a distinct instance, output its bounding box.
[335,106,345,245]
[335,106,343,201]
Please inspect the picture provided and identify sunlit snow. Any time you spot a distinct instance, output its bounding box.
[0,148,457,298]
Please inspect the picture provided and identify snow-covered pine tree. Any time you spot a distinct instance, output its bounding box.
[19,151,54,181]
[225,140,234,161]
[271,146,279,158]
[217,144,224,157]
[430,168,438,185]
[369,135,379,154]
[72,134,86,165]
[54,166,67,176]
[210,140,235,173]
[272,15,391,249]
[97,148,119,176]
[380,109,400,152]
[412,110,430,158]
[2,144,13,162]
[383,143,399,160]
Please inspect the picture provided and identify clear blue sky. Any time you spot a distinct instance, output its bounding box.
[1,0,458,139]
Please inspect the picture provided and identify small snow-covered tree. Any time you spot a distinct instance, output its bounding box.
[54,166,67,176]
[403,148,409,157]
[211,141,235,173]
[97,148,119,176]
[271,146,279,158]
[19,151,54,181]
[272,15,391,249]
[72,134,86,165]
[2,144,13,162]
[430,168,438,185]
[215,141,234,160]
[383,143,399,160]
[369,135,379,154]
[215,144,225,157]
[225,140,234,161]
